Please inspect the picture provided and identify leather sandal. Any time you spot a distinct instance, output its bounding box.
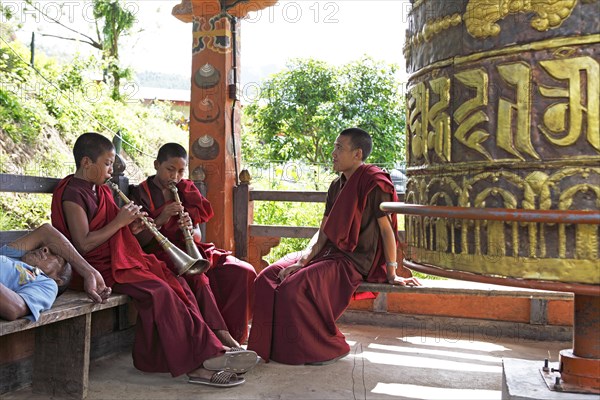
[188,371,245,388]
[203,350,258,373]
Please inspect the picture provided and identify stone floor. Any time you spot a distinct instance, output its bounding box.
[5,322,573,400]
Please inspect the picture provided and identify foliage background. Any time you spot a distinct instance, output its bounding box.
[243,57,406,171]
[0,38,187,230]
[1,9,412,274]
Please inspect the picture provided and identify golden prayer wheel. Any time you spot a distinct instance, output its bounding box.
[399,0,600,394]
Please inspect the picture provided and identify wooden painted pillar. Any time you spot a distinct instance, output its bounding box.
[173,0,276,251]
[172,2,240,251]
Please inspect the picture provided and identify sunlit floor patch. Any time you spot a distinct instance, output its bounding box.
[368,343,502,364]
[356,351,502,373]
[372,383,500,399]
[399,336,510,352]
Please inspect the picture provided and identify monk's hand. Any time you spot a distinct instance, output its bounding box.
[388,275,422,287]
[116,202,142,228]
[278,263,303,281]
[178,212,194,235]
[129,213,149,235]
[160,202,184,221]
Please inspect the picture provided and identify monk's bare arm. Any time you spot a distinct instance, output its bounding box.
[377,215,398,279]
[63,201,139,255]
[377,215,421,286]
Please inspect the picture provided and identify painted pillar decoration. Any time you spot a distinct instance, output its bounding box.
[404,0,599,285]
[172,0,275,250]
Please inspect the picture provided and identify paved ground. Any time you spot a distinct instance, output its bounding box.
[6,322,572,400]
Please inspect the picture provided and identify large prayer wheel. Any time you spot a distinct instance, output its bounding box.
[404,0,599,286]
[401,0,599,394]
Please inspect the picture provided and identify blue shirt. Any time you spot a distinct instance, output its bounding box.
[0,245,58,321]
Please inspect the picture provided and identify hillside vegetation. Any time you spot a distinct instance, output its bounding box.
[0,39,188,230]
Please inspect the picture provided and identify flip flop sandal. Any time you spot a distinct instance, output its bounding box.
[228,349,263,374]
[188,371,245,388]
[203,350,258,373]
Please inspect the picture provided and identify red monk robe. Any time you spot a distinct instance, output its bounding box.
[51,175,224,376]
[247,164,397,364]
[129,177,256,343]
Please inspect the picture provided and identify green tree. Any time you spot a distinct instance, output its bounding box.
[92,0,136,101]
[23,0,136,101]
[243,56,406,168]
[0,3,20,39]
[337,57,405,166]
[244,59,340,165]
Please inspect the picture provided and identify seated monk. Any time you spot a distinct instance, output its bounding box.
[129,143,256,348]
[247,128,420,365]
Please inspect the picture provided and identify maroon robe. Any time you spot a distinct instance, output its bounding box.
[51,175,224,376]
[130,178,256,343]
[247,164,397,364]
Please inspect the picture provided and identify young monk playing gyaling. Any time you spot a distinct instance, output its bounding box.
[129,143,256,348]
[51,132,258,388]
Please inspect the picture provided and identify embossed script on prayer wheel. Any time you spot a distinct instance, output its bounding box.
[403,0,599,285]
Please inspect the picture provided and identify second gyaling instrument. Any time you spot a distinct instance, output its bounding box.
[108,180,210,276]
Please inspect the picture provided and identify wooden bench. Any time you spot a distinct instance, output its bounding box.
[0,173,134,399]
[0,291,130,398]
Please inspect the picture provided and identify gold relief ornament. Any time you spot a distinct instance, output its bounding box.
[464,0,579,39]
[496,62,540,161]
[539,56,600,152]
[407,52,599,166]
[408,78,452,163]
[453,68,492,161]
[404,165,600,283]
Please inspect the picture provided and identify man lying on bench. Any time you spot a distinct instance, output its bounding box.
[0,223,111,321]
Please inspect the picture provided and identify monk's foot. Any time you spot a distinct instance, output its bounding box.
[187,366,216,381]
[214,329,240,349]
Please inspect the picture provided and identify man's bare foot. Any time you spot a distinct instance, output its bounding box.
[187,366,217,380]
[214,329,241,348]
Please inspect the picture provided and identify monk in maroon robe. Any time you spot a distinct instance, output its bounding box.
[128,143,256,346]
[247,128,420,365]
[51,133,256,387]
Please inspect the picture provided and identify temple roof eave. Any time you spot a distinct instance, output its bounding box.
[172,0,278,22]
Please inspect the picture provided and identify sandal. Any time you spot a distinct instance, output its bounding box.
[227,346,247,352]
[203,349,258,373]
[227,347,263,373]
[188,371,245,388]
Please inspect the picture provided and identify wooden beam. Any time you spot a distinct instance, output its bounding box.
[0,174,59,193]
[233,184,250,258]
[250,190,326,203]
[249,225,318,239]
